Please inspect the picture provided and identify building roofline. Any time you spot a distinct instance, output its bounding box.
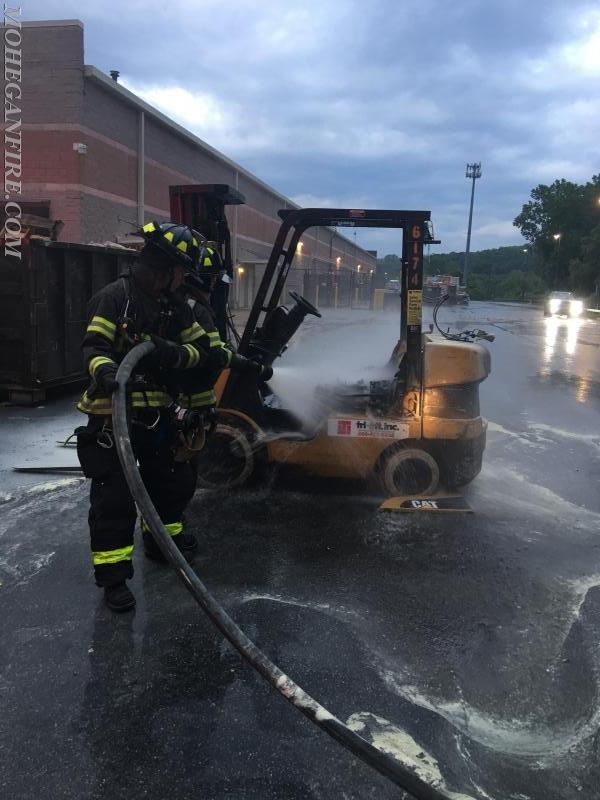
[22,19,83,28]
[84,65,295,210]
[83,64,375,261]
[13,20,374,260]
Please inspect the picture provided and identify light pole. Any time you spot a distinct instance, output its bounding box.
[463,162,482,287]
[552,232,561,288]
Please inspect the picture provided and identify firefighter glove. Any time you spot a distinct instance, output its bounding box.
[206,347,231,370]
[94,362,119,394]
[230,354,272,380]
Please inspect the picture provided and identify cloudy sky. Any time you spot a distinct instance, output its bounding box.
[28,1,600,255]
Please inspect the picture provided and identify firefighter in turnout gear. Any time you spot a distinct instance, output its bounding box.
[178,241,273,413]
[76,221,209,612]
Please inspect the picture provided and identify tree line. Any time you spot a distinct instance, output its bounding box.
[377,246,545,301]
[377,174,600,303]
[514,174,600,300]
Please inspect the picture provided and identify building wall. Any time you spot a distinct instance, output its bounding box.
[21,20,84,125]
[82,79,139,151]
[80,192,138,245]
[7,20,376,284]
[9,21,85,239]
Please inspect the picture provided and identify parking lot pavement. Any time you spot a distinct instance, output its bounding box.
[2,303,600,799]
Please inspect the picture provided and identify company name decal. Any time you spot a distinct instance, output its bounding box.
[328,418,409,440]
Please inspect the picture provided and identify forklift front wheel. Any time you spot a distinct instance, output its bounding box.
[379,446,440,497]
[195,423,254,490]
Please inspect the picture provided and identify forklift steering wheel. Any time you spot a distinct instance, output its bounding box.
[289,290,322,318]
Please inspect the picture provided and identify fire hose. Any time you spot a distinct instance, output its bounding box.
[112,341,453,800]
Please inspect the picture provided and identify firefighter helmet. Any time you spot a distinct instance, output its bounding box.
[187,243,225,292]
[140,221,202,270]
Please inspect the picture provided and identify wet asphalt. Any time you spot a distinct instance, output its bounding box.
[1,302,600,800]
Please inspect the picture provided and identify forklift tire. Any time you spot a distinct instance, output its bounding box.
[378,445,440,497]
[194,422,255,490]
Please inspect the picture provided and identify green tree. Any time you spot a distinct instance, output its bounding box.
[514,175,600,289]
[499,270,545,301]
[466,273,494,300]
[376,254,402,279]
[569,224,600,301]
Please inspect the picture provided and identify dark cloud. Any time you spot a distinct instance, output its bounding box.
[26,1,600,254]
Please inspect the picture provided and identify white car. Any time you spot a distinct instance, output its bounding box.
[544,291,583,318]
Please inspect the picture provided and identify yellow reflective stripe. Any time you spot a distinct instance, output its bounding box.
[143,222,156,233]
[92,546,133,565]
[207,248,214,255]
[89,356,116,377]
[164,231,174,242]
[192,237,199,247]
[183,343,200,368]
[91,315,116,331]
[141,520,183,537]
[180,321,203,344]
[180,324,195,343]
[224,348,233,366]
[181,390,216,408]
[176,240,188,253]
[77,390,171,414]
[77,392,112,415]
[87,324,115,342]
[165,522,183,537]
[130,391,170,407]
[77,400,113,414]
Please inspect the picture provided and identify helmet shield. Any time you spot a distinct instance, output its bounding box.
[139,221,203,271]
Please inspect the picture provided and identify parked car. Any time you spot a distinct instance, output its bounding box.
[544,291,583,318]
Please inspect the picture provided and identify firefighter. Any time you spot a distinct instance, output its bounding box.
[76,221,210,613]
[177,241,273,414]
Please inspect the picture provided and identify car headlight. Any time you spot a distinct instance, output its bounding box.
[549,299,560,313]
[570,300,583,316]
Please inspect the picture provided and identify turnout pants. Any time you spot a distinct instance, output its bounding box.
[76,415,197,587]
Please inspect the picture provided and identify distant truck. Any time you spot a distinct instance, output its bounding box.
[423,275,469,305]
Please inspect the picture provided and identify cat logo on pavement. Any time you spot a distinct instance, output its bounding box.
[379,495,473,513]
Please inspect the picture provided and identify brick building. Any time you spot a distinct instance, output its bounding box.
[9,20,376,307]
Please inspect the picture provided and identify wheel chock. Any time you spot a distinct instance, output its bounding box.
[379,493,473,513]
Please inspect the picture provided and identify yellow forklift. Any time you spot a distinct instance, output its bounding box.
[171,188,492,497]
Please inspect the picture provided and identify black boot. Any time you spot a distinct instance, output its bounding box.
[144,531,198,564]
[104,582,136,612]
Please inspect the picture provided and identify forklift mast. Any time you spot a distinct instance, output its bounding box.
[169,184,245,341]
[230,207,437,416]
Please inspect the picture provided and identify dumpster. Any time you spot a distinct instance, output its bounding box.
[0,240,136,404]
